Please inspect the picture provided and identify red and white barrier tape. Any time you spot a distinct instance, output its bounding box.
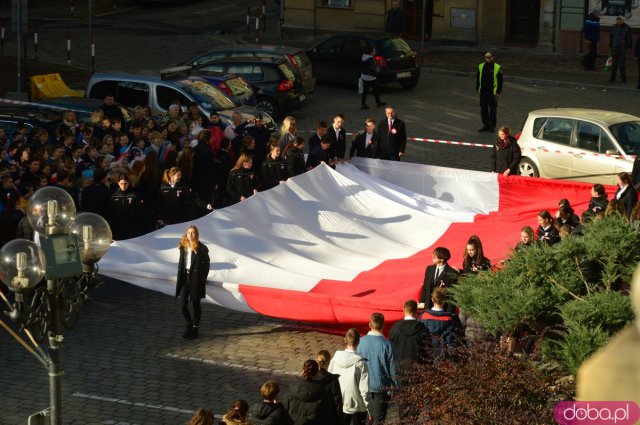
[408,136,493,148]
[521,147,635,160]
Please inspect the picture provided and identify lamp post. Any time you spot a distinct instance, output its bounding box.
[0,186,112,425]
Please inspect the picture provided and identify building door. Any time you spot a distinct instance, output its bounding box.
[403,0,433,40]
[509,0,540,43]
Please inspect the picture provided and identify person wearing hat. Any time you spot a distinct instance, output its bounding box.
[609,15,632,83]
[476,52,503,132]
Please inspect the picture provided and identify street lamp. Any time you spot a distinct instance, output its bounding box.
[0,186,112,425]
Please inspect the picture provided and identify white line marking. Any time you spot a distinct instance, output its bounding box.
[72,392,195,415]
[165,353,297,376]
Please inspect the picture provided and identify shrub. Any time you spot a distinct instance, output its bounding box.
[449,216,639,374]
[387,343,568,425]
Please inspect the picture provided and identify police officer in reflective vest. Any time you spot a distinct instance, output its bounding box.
[476,52,503,132]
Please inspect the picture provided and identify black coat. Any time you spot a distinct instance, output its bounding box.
[461,256,492,276]
[176,243,210,300]
[588,196,608,214]
[81,182,112,220]
[249,401,294,425]
[261,156,287,190]
[306,145,331,170]
[376,117,406,160]
[491,136,521,174]
[536,225,560,246]
[419,264,459,311]
[389,319,431,364]
[615,185,638,219]
[286,147,306,177]
[350,130,378,158]
[284,378,336,425]
[110,188,146,240]
[314,370,343,425]
[159,182,194,225]
[226,168,259,204]
[325,126,347,160]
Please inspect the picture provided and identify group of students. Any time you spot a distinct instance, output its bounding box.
[185,305,465,425]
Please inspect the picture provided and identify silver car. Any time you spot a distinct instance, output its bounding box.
[517,108,640,185]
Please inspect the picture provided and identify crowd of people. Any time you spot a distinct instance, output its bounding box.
[0,96,412,244]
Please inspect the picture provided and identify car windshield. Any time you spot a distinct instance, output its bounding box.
[377,38,413,57]
[610,121,640,155]
[177,79,235,110]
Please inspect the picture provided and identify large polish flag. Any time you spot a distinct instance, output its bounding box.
[99,158,597,325]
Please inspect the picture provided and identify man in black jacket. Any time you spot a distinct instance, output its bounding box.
[350,118,378,158]
[419,247,459,313]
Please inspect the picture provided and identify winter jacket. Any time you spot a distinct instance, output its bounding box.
[314,370,343,424]
[583,13,600,43]
[588,196,608,214]
[248,401,293,425]
[610,22,632,51]
[388,318,431,364]
[419,309,464,357]
[491,135,521,174]
[283,377,335,425]
[356,332,397,393]
[328,350,371,415]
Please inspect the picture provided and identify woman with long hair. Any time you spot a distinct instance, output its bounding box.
[278,116,297,150]
[516,226,535,250]
[177,145,195,187]
[221,399,251,425]
[461,234,491,275]
[536,210,560,245]
[588,183,609,214]
[159,166,192,225]
[226,153,259,205]
[615,171,638,219]
[176,225,210,340]
[491,126,521,176]
[261,140,287,190]
[187,408,214,425]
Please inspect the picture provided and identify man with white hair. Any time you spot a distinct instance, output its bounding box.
[161,103,187,128]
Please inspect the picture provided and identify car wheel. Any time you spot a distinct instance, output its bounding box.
[518,158,539,178]
[257,97,279,120]
[400,78,418,90]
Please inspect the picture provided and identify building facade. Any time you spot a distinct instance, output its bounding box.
[281,0,639,53]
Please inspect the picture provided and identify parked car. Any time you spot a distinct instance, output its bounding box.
[306,33,421,89]
[516,108,640,185]
[179,45,316,94]
[190,57,307,120]
[160,66,257,108]
[0,103,61,140]
[85,73,275,131]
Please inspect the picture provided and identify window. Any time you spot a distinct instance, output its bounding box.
[88,80,118,100]
[342,37,367,56]
[192,52,225,66]
[610,121,640,155]
[156,86,190,110]
[315,37,343,55]
[319,0,351,7]
[116,82,150,108]
[576,121,601,152]
[540,118,573,145]
[199,64,225,73]
[228,65,263,82]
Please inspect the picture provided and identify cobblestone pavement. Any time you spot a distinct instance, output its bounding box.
[1,279,345,425]
[1,3,639,423]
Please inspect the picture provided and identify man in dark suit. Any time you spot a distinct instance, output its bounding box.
[324,114,347,160]
[350,118,378,158]
[376,106,406,161]
[418,247,459,314]
[307,121,328,153]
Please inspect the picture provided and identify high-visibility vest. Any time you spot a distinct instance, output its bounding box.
[478,62,501,94]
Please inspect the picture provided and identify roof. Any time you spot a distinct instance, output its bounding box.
[528,108,640,126]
